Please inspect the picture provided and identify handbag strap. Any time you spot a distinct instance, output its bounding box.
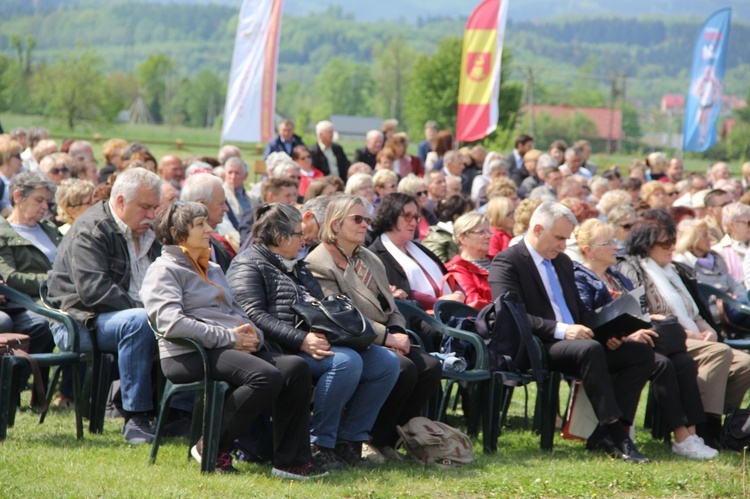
[3,349,48,413]
[316,295,368,335]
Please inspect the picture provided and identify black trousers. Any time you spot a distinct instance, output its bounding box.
[545,339,654,425]
[161,348,312,468]
[650,351,705,431]
[369,349,442,447]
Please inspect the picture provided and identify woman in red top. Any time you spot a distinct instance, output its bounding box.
[487,196,515,259]
[293,145,324,197]
[445,212,493,309]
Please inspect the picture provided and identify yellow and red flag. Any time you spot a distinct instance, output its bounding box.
[456,0,509,142]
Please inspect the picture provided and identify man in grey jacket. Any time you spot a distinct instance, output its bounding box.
[48,167,161,444]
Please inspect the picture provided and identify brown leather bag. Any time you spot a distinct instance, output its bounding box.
[0,333,48,412]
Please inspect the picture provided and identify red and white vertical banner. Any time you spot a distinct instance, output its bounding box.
[221,0,283,144]
[456,0,509,142]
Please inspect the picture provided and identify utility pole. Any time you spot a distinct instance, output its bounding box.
[607,74,624,155]
[525,67,536,136]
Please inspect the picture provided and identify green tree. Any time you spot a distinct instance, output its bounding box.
[169,69,225,127]
[516,111,598,149]
[371,37,414,123]
[136,53,174,123]
[31,48,113,130]
[404,36,463,131]
[311,57,374,121]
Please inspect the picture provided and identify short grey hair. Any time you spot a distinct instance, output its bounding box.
[315,120,334,139]
[443,150,459,164]
[302,195,334,225]
[723,202,750,231]
[596,189,631,217]
[252,202,303,247]
[366,129,382,142]
[111,167,161,203]
[224,156,247,174]
[529,202,578,231]
[564,147,581,160]
[272,161,300,179]
[9,171,56,207]
[265,151,294,178]
[537,154,556,169]
[68,140,94,159]
[487,158,507,175]
[218,145,241,165]
[185,161,213,178]
[345,172,374,195]
[181,173,222,203]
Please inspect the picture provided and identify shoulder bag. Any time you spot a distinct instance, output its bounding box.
[292,293,377,352]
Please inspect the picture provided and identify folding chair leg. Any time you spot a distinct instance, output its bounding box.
[39,365,63,425]
[71,363,83,440]
[89,354,114,434]
[0,357,13,441]
[539,372,560,451]
[200,382,227,473]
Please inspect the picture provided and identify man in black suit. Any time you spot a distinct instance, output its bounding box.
[489,202,654,463]
[309,120,350,180]
[353,130,384,169]
[506,134,534,175]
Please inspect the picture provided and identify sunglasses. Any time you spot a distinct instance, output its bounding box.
[619,223,634,230]
[415,190,428,197]
[50,167,70,175]
[400,212,422,223]
[654,239,675,249]
[347,214,372,225]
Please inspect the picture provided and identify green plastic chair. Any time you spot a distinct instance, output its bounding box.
[0,284,83,441]
[397,299,536,453]
[39,281,115,434]
[430,299,559,453]
[148,330,229,474]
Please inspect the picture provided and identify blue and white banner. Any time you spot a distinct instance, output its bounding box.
[683,8,731,152]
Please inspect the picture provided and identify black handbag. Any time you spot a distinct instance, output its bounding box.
[291,293,377,352]
[651,316,688,356]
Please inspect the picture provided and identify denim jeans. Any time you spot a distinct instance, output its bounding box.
[94,309,156,413]
[300,344,399,447]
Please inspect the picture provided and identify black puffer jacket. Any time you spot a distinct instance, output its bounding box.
[226,243,324,351]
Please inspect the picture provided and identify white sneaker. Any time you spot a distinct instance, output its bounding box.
[672,435,718,460]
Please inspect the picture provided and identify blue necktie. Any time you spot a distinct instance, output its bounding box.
[542,259,574,324]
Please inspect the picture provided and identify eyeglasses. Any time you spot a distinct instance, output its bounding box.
[733,220,750,226]
[592,239,617,247]
[290,231,305,239]
[619,223,634,230]
[654,239,675,249]
[467,230,493,237]
[299,155,311,160]
[415,190,428,197]
[666,191,678,197]
[50,167,70,175]
[347,214,372,225]
[400,212,422,223]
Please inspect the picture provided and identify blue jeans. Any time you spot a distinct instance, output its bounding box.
[94,309,156,413]
[301,344,399,447]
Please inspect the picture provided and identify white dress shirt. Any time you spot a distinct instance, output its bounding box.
[524,238,570,339]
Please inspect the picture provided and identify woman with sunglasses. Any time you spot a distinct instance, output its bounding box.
[606,205,637,256]
[574,218,717,459]
[397,174,437,241]
[673,218,750,332]
[369,193,465,329]
[305,195,441,462]
[616,212,750,449]
[227,203,399,471]
[445,212,494,309]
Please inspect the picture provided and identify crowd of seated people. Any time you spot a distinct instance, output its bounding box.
[4,121,750,479]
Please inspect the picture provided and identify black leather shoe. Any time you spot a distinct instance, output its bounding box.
[610,437,650,464]
[586,435,615,453]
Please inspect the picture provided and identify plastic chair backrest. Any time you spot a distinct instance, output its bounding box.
[395,299,488,370]
[1,282,78,353]
[433,301,480,325]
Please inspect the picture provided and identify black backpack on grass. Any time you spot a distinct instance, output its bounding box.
[475,291,544,384]
[721,405,750,452]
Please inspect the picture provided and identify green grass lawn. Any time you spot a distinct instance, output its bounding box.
[2,386,748,498]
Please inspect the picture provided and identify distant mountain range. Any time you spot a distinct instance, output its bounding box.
[2,0,748,23]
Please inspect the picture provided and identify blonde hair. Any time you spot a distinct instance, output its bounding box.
[596,190,632,217]
[32,139,58,161]
[344,172,373,195]
[513,198,543,236]
[321,195,371,244]
[453,212,489,246]
[486,196,514,230]
[373,169,398,189]
[0,139,21,166]
[723,202,750,232]
[575,218,614,257]
[640,180,665,203]
[398,173,426,196]
[675,218,709,254]
[102,138,128,164]
[486,177,517,200]
[55,178,96,223]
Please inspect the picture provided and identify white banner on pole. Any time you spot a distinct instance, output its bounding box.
[221,0,284,144]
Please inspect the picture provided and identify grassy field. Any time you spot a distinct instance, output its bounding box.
[0,113,728,180]
[1,386,749,498]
